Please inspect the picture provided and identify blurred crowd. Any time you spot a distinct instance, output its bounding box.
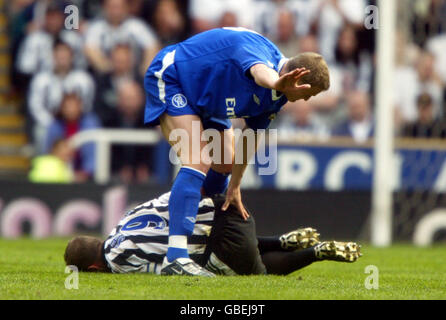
[7,0,446,184]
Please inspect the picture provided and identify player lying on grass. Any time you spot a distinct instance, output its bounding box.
[64,193,361,276]
[143,27,330,275]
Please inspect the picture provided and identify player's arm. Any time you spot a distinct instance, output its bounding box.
[250,63,311,95]
[222,126,261,220]
[250,63,280,89]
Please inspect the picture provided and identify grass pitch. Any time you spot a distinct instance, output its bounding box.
[0,238,445,300]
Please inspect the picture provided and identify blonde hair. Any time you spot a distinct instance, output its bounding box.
[285,52,330,92]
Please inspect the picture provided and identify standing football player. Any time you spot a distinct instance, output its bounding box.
[143,27,330,276]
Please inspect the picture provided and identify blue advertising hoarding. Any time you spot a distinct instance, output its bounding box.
[156,139,446,191]
[250,143,446,191]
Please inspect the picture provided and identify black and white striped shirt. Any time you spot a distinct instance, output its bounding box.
[85,17,157,57]
[104,193,215,274]
[28,70,95,126]
[16,30,86,75]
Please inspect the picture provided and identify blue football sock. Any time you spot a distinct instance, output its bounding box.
[202,168,229,197]
[167,167,206,262]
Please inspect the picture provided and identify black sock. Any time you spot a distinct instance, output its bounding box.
[260,248,317,275]
[257,236,284,254]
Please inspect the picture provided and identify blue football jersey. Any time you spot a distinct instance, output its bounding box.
[172,28,289,130]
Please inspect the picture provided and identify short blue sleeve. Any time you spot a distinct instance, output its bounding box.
[235,44,273,75]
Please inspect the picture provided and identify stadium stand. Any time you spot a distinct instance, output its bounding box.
[0,0,29,179]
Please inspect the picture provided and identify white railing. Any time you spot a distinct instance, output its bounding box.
[69,129,162,184]
[69,128,444,186]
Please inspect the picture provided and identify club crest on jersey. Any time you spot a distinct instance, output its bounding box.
[172,93,188,108]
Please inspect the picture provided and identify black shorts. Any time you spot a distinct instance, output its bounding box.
[202,196,267,275]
